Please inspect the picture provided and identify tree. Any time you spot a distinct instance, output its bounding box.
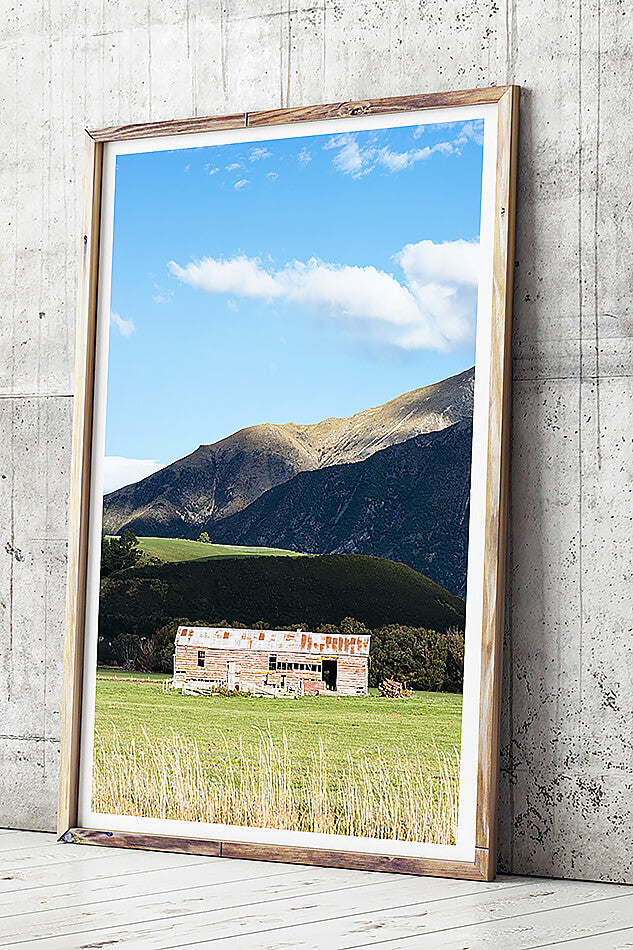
[443,628,465,693]
[316,616,371,639]
[101,531,142,577]
[370,624,447,691]
[112,632,139,670]
[197,532,211,543]
[151,618,210,673]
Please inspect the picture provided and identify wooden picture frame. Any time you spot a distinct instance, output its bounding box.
[59,86,519,880]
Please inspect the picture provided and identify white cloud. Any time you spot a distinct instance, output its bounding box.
[110,311,134,337]
[152,283,173,304]
[168,256,279,298]
[168,238,480,352]
[324,121,484,177]
[297,147,312,166]
[324,134,366,175]
[226,162,243,172]
[249,146,272,162]
[397,239,480,287]
[233,178,249,190]
[453,121,485,147]
[267,171,279,181]
[103,456,165,494]
[204,164,219,175]
[377,141,454,172]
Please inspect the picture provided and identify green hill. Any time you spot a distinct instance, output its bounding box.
[137,536,302,563]
[98,553,465,641]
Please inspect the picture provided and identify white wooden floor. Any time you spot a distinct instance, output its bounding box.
[0,831,632,948]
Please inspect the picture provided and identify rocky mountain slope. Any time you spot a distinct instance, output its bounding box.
[102,367,474,538]
[209,419,473,598]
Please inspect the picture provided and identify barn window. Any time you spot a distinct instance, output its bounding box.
[197,650,205,668]
[269,654,277,671]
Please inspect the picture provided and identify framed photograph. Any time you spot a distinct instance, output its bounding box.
[59,86,518,880]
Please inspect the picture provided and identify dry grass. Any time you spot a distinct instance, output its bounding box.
[93,727,459,844]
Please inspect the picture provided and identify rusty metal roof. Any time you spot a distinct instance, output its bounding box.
[175,626,370,657]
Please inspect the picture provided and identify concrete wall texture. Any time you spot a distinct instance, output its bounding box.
[1,0,631,883]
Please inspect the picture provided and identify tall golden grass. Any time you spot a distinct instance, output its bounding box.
[93,728,459,844]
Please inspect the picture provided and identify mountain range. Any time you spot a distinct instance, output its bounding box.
[102,367,474,597]
[210,419,472,598]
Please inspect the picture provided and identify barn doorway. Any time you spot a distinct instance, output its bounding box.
[322,659,337,692]
[226,660,237,689]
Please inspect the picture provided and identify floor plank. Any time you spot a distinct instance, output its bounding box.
[0,867,523,944]
[0,831,64,851]
[0,831,630,950]
[2,878,623,948]
[0,857,301,916]
[355,897,633,950]
[0,846,223,894]
[532,930,633,949]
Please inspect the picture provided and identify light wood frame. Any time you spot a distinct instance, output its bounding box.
[59,86,519,880]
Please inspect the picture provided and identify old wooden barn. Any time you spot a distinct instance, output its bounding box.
[173,626,370,697]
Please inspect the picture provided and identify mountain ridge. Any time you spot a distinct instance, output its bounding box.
[102,366,474,538]
[208,418,473,597]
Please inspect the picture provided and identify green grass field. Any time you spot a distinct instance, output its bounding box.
[95,670,462,763]
[92,671,462,842]
[136,536,302,563]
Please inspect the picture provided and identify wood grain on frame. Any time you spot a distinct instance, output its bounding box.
[88,88,511,143]
[60,88,519,878]
[58,135,103,836]
[89,113,246,143]
[62,828,222,857]
[474,85,519,880]
[247,87,509,128]
[63,829,490,880]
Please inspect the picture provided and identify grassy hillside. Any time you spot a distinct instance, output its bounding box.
[137,536,302,563]
[99,552,466,639]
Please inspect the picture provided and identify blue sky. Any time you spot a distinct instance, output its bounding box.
[104,119,484,491]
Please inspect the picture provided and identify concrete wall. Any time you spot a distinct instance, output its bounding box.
[1,0,631,882]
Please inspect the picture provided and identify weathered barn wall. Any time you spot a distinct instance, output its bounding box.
[174,627,370,694]
[1,0,631,882]
[174,645,368,695]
